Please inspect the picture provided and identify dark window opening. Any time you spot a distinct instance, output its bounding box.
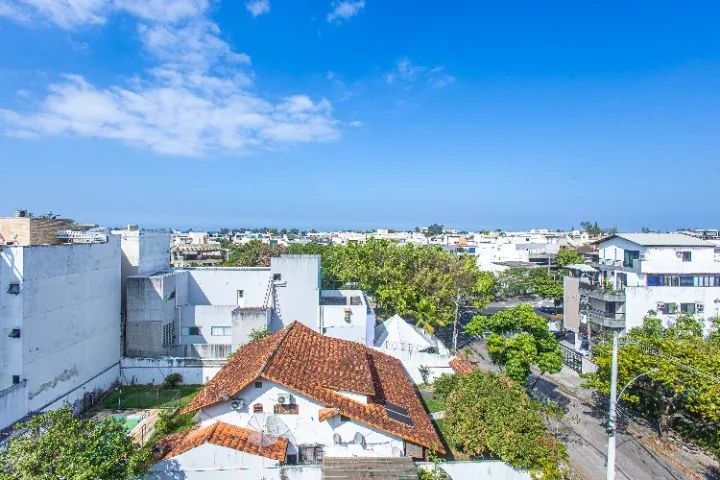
[680,251,692,262]
[255,381,263,389]
[273,273,282,281]
[299,446,324,464]
[7,283,20,295]
[8,328,20,338]
[385,402,414,426]
[285,454,297,465]
[340,415,350,422]
[12,375,20,384]
[681,303,696,314]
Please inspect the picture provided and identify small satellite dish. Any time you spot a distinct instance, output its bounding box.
[353,432,366,449]
[333,433,342,445]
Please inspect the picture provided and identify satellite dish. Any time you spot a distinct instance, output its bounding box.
[247,414,292,448]
[353,432,366,449]
[333,433,342,445]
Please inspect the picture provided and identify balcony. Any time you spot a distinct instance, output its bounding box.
[579,283,626,302]
[593,258,642,272]
[584,308,625,329]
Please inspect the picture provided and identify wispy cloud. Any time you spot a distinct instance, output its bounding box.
[0,0,340,156]
[245,0,269,17]
[326,0,364,23]
[385,57,455,90]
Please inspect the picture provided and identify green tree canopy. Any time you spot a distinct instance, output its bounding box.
[290,239,495,332]
[494,268,562,302]
[0,406,146,480]
[444,371,567,479]
[554,249,584,268]
[584,314,720,443]
[224,239,288,267]
[465,304,563,383]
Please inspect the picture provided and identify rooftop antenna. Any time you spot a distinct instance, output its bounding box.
[247,414,292,448]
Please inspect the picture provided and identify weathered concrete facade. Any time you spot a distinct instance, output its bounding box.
[0,237,121,430]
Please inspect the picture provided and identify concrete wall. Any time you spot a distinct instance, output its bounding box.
[183,268,270,306]
[271,256,320,330]
[148,443,280,480]
[178,305,236,344]
[417,461,531,480]
[126,272,179,357]
[200,379,404,458]
[625,285,720,333]
[232,308,271,346]
[120,357,226,385]
[0,246,24,389]
[0,381,27,430]
[20,239,121,412]
[563,276,580,333]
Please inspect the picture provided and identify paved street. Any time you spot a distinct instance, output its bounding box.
[465,340,720,480]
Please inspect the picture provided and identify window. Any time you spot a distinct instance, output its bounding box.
[181,327,201,336]
[7,283,20,295]
[679,251,692,262]
[666,303,678,314]
[211,326,232,336]
[285,454,298,465]
[384,402,414,426]
[273,273,282,281]
[236,290,244,304]
[253,403,264,413]
[299,446,324,464]
[697,303,705,314]
[12,375,20,384]
[623,250,640,268]
[255,381,263,389]
[166,290,176,300]
[680,276,695,287]
[681,303,696,314]
[162,323,175,346]
[344,308,352,323]
[8,328,21,338]
[340,415,350,422]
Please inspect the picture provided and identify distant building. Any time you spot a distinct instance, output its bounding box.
[564,233,720,336]
[171,244,227,267]
[0,235,121,430]
[0,210,75,246]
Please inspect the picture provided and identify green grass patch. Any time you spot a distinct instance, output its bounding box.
[424,396,447,414]
[103,385,202,410]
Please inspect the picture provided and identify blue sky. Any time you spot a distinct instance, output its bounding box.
[0,1,719,231]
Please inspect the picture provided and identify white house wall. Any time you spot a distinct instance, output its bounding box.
[148,443,280,480]
[624,286,720,333]
[183,268,271,306]
[120,357,226,385]
[271,256,320,330]
[199,380,404,458]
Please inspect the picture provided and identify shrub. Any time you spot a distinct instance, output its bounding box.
[163,373,183,388]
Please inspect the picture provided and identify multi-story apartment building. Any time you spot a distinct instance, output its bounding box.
[565,233,720,335]
[0,235,121,430]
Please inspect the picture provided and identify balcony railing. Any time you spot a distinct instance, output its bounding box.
[579,283,626,302]
[584,308,625,329]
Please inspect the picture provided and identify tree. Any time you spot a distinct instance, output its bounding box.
[465,304,563,383]
[444,371,567,479]
[249,327,271,342]
[163,373,183,388]
[554,249,584,268]
[584,314,720,441]
[494,268,562,302]
[0,406,146,480]
[527,268,563,302]
[432,373,460,400]
[425,223,444,237]
[224,240,288,267]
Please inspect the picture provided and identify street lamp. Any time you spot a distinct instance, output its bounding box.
[606,329,657,480]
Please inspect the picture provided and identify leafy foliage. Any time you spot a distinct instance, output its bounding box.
[0,406,147,480]
[465,304,563,383]
[424,224,445,237]
[224,239,288,267]
[289,239,495,332]
[554,249,584,268]
[494,268,562,302]
[444,371,567,479]
[432,373,460,400]
[162,373,183,388]
[584,314,720,449]
[249,326,271,342]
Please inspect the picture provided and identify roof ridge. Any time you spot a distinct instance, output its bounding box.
[257,321,299,378]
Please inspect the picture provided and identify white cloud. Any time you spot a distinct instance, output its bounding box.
[326,0,364,23]
[0,0,108,28]
[0,74,338,156]
[0,0,341,156]
[245,0,269,17]
[385,57,455,90]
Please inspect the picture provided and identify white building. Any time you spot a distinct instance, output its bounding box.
[153,321,443,474]
[566,233,720,334]
[0,237,121,430]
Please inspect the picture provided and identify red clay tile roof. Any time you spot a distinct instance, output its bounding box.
[182,322,444,452]
[319,407,339,422]
[156,422,288,462]
[449,356,477,375]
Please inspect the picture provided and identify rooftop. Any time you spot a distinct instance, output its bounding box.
[598,233,715,248]
[182,321,444,452]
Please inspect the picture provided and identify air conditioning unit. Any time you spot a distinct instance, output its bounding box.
[230,399,246,410]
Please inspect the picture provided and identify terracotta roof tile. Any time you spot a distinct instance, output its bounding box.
[449,356,477,374]
[182,322,444,452]
[156,422,288,462]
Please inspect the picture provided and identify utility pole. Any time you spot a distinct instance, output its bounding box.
[452,287,460,353]
[606,329,619,480]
